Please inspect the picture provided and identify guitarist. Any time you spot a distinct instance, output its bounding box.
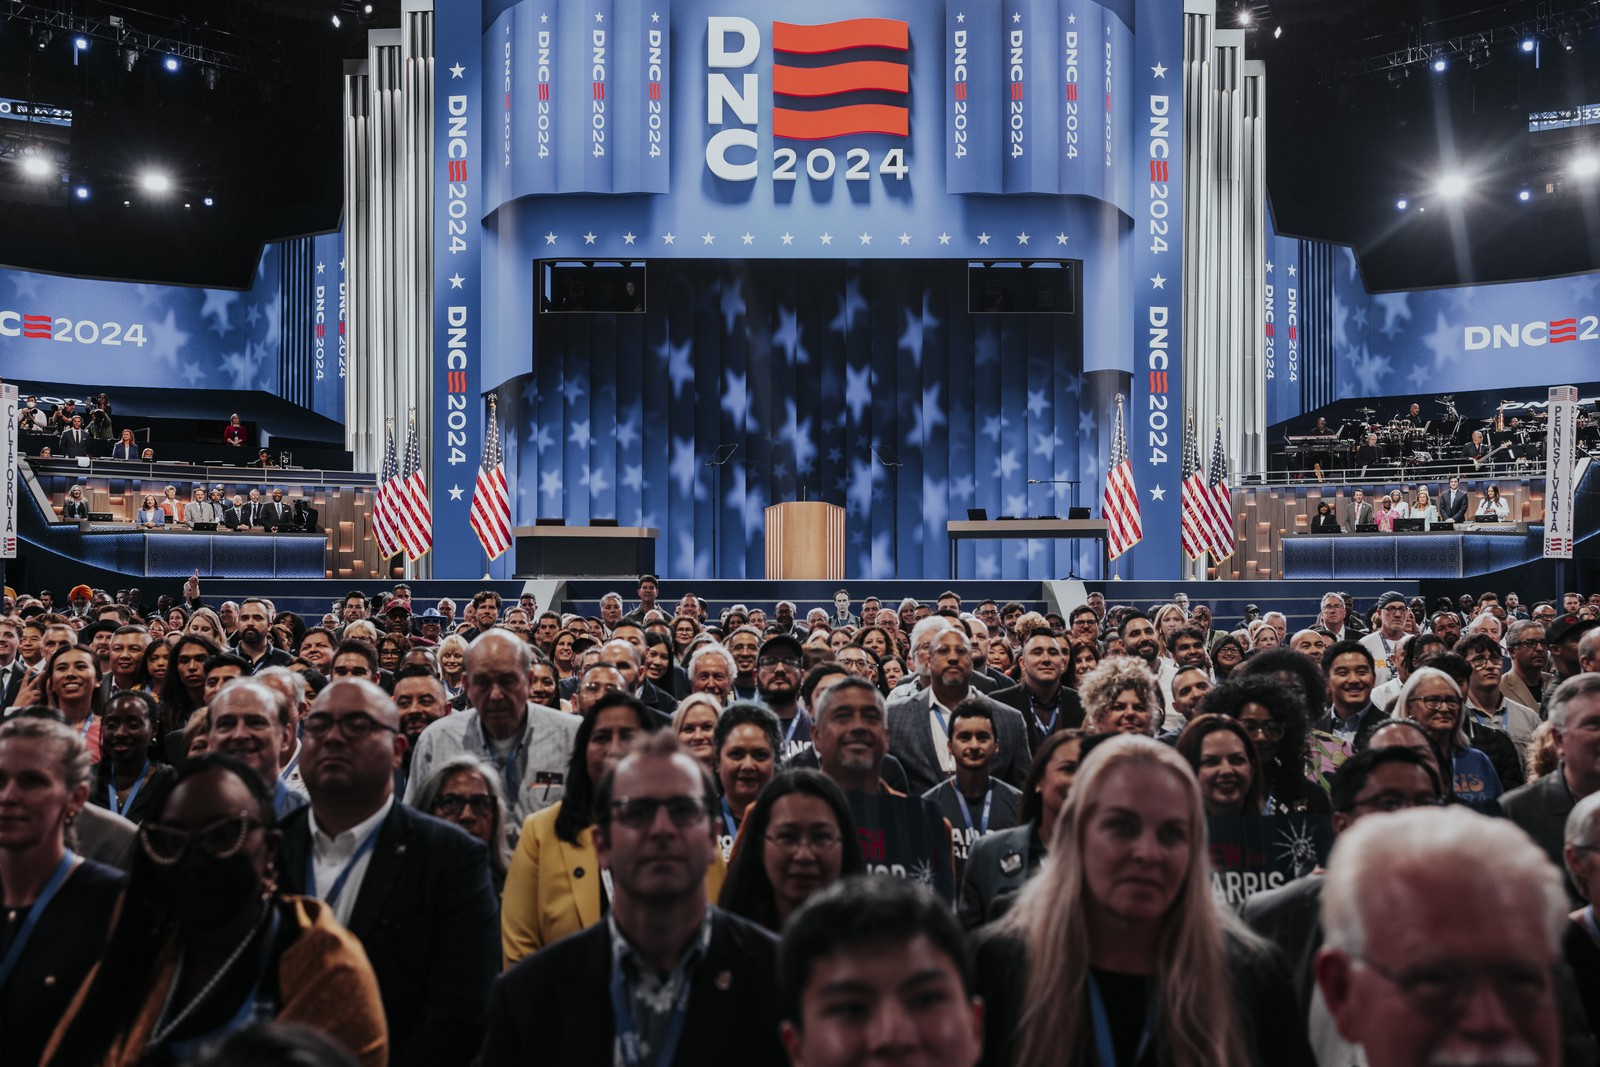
[1462,429,1490,466]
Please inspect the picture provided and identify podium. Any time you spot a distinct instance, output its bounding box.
[764,502,845,579]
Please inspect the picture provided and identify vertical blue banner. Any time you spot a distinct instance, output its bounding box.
[1102,4,1133,214]
[583,0,614,192]
[1056,0,1098,197]
[946,0,1002,194]
[1002,0,1059,193]
[434,0,486,577]
[612,0,671,192]
[486,10,512,211]
[1125,0,1184,577]
[517,1,560,195]
[311,231,347,423]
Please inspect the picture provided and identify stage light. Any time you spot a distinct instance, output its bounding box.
[75,185,90,200]
[33,29,52,51]
[203,196,214,206]
[1522,38,1536,53]
[364,3,373,12]
[1237,8,1251,27]
[21,157,51,179]
[122,47,140,72]
[331,14,341,27]
[1432,57,1447,72]
[141,171,172,194]
[1396,198,1408,210]
[1561,31,1576,52]
[1573,155,1599,178]
[74,37,88,51]
[1519,189,1532,201]
[1273,25,1282,39]
[202,67,219,91]
[1437,174,1469,198]
[163,56,180,72]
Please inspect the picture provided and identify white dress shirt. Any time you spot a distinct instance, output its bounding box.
[308,795,393,927]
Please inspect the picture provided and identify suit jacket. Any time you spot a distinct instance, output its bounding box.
[240,501,262,527]
[1501,767,1582,905]
[183,500,216,524]
[1345,500,1373,531]
[260,501,292,526]
[219,503,244,530]
[887,686,1031,797]
[278,800,500,1067]
[1439,487,1470,523]
[57,428,89,457]
[62,498,89,519]
[0,662,25,710]
[1240,873,1324,1018]
[1502,670,1548,716]
[958,822,1039,930]
[111,443,138,461]
[989,682,1086,750]
[481,907,786,1067]
[831,611,861,628]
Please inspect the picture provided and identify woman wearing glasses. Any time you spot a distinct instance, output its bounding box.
[1200,676,1331,815]
[718,770,865,931]
[42,753,386,1067]
[0,716,126,1067]
[1395,665,1505,813]
[412,755,513,895]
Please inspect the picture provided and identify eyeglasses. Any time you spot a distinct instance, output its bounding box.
[1511,638,1549,648]
[1413,695,1464,711]
[1466,655,1500,669]
[766,830,843,853]
[1357,957,1554,1018]
[757,655,801,670]
[1239,720,1285,740]
[301,711,399,739]
[1346,791,1448,815]
[609,796,709,829]
[433,793,496,817]
[140,812,264,865]
[579,680,624,695]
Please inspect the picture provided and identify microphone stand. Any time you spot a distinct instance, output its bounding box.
[871,445,903,579]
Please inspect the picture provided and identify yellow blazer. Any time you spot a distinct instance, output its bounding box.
[501,801,726,968]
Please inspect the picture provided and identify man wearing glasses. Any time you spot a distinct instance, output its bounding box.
[403,630,579,827]
[1245,747,1444,1065]
[1504,675,1600,907]
[279,677,499,1067]
[481,732,786,1066]
[1317,806,1566,1067]
[1360,591,1413,686]
[1458,631,1539,777]
[1500,620,1552,713]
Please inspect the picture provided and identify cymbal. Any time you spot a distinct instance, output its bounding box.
[1356,407,1377,415]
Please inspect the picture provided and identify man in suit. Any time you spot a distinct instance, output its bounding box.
[1344,489,1374,531]
[62,485,90,519]
[259,487,293,528]
[990,628,1086,752]
[829,589,860,629]
[0,617,24,710]
[239,487,264,528]
[279,678,499,1067]
[182,486,216,525]
[221,494,246,530]
[1502,674,1600,906]
[480,730,786,1067]
[57,416,90,457]
[887,620,1030,797]
[1438,473,1469,523]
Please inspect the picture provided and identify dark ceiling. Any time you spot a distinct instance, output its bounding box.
[4,1,1600,293]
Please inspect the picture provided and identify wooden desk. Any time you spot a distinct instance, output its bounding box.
[513,525,658,577]
[946,518,1111,578]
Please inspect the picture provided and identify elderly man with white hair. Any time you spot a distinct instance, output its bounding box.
[1317,807,1568,1067]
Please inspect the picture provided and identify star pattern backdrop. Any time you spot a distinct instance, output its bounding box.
[497,259,1097,580]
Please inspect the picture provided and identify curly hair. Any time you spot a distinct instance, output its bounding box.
[1077,655,1162,733]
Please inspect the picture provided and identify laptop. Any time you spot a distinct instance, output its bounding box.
[1474,513,1499,523]
[1392,518,1426,532]
[1068,506,1092,519]
[190,521,218,532]
[966,508,988,521]
[1354,523,1379,533]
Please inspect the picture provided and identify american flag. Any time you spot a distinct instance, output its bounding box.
[1102,393,1142,560]
[1203,419,1235,561]
[1179,409,1208,561]
[470,397,512,561]
[373,422,401,559]
[398,413,433,560]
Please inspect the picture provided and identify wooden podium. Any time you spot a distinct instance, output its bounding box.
[764,502,845,579]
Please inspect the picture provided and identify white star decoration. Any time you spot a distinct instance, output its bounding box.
[449,63,465,79]
[623,232,636,245]
[937,233,951,245]
[701,232,715,245]
[1017,232,1030,245]
[449,274,464,289]
[544,232,557,245]
[315,262,325,275]
[1151,274,1166,289]
[820,232,833,245]
[956,12,965,23]
[977,233,991,245]
[594,11,604,21]
[1150,485,1166,501]
[899,233,912,245]
[1056,233,1069,245]
[859,232,872,246]
[1151,62,1167,78]
[741,232,755,245]
[662,233,675,244]
[780,232,794,245]
[583,232,597,245]
[449,485,464,501]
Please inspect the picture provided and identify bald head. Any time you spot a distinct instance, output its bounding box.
[310,676,399,729]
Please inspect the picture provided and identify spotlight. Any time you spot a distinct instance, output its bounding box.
[1432,57,1447,72]
[1237,8,1252,27]
[1573,155,1599,178]
[33,29,52,51]
[1519,189,1532,201]
[1437,174,1469,198]
[75,185,90,200]
[74,37,88,51]
[163,56,180,72]
[1388,66,1408,86]
[1396,198,1409,210]
[202,67,219,91]
[364,3,373,12]
[1273,25,1282,39]
[331,14,341,27]
[122,47,140,72]
[1522,38,1536,53]
[21,157,51,179]
[141,172,172,194]
[1561,31,1576,52]
[203,196,214,206]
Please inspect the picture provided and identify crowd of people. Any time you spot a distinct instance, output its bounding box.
[18,393,266,463]
[2,573,1600,1066]
[1318,473,1513,532]
[57,484,316,532]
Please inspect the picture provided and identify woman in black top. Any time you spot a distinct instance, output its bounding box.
[90,691,179,826]
[1198,676,1331,815]
[1311,500,1340,531]
[0,715,127,1067]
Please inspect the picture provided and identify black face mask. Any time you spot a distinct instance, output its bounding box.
[152,851,263,931]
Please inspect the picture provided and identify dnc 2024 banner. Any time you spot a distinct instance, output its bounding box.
[434,0,1184,579]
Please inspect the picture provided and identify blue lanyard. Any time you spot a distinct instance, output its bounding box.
[1585,906,1600,946]
[108,760,151,818]
[1087,969,1155,1067]
[307,823,385,909]
[930,703,950,738]
[77,713,95,741]
[280,746,300,782]
[782,713,802,745]
[610,954,693,1067]
[954,786,993,835]
[1031,697,1060,737]
[0,850,76,989]
[483,724,524,799]
[720,796,739,838]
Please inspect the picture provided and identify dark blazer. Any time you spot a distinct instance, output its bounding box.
[62,498,89,519]
[219,503,244,530]
[1439,487,1470,523]
[480,907,786,1067]
[111,442,138,461]
[259,501,292,526]
[1240,874,1325,1018]
[278,800,499,1067]
[958,822,1040,930]
[989,682,1086,749]
[0,664,24,710]
[1502,767,1583,905]
[783,746,911,795]
[887,687,1031,797]
[57,428,89,457]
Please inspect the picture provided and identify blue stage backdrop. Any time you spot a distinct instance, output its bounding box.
[1267,207,1600,426]
[444,0,1185,580]
[0,234,346,422]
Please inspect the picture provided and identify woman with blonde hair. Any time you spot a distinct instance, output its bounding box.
[973,734,1311,1067]
[437,633,469,699]
[183,607,226,647]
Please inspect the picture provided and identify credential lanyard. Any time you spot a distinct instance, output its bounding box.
[307,824,384,909]
[954,786,994,836]
[109,760,151,818]
[611,960,693,1067]
[720,796,738,838]
[0,850,76,989]
[1087,969,1155,1067]
[782,713,802,746]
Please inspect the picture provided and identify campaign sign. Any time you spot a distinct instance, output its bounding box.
[1207,813,1333,910]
